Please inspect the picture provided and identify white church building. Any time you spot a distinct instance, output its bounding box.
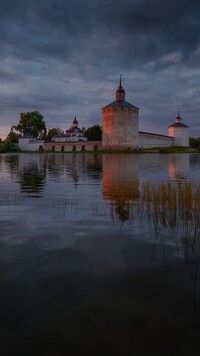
[51,117,87,143]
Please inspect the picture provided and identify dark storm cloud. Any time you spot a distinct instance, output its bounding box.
[1,0,200,67]
[0,0,200,136]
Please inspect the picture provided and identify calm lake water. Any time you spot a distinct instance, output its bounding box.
[0,153,200,355]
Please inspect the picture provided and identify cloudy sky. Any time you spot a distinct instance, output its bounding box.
[0,0,200,138]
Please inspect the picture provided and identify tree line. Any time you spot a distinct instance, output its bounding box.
[189,138,200,149]
[1,111,102,148]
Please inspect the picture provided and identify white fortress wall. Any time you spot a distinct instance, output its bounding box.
[44,141,102,152]
[139,132,174,148]
[19,138,44,151]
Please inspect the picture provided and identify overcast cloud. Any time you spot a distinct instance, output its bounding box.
[0,0,200,137]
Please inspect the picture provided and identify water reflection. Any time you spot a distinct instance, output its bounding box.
[18,155,46,196]
[2,154,102,197]
[101,154,200,302]
[103,154,139,221]
[87,153,102,180]
[1,153,200,355]
[4,155,19,175]
[139,154,169,181]
[168,154,189,181]
[139,180,200,303]
[45,153,102,185]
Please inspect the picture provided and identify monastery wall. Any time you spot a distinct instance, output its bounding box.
[44,141,102,152]
[139,132,174,148]
[19,138,44,151]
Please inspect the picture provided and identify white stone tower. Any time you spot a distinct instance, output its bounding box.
[102,76,139,150]
[168,114,189,147]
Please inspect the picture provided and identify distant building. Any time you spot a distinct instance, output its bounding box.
[168,114,189,147]
[51,117,87,142]
[102,78,189,150]
[18,127,44,151]
[102,76,139,150]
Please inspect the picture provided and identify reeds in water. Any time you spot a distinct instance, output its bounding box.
[141,180,200,232]
[108,180,200,261]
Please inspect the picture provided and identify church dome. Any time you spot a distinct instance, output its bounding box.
[168,114,189,128]
[73,116,78,125]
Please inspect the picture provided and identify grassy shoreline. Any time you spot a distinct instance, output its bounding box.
[0,146,199,154]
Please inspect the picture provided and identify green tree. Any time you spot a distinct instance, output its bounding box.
[0,142,20,153]
[5,129,21,144]
[85,125,102,141]
[14,111,46,138]
[189,138,200,149]
[45,128,64,141]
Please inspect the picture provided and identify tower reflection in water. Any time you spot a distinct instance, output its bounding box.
[168,154,189,181]
[102,154,139,222]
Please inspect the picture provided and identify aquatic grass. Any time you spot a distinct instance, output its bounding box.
[137,179,200,287]
[108,179,200,260]
[141,180,200,227]
[51,198,79,216]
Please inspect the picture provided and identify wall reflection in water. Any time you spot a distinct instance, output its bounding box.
[103,154,139,221]
[45,153,102,188]
[3,153,102,197]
